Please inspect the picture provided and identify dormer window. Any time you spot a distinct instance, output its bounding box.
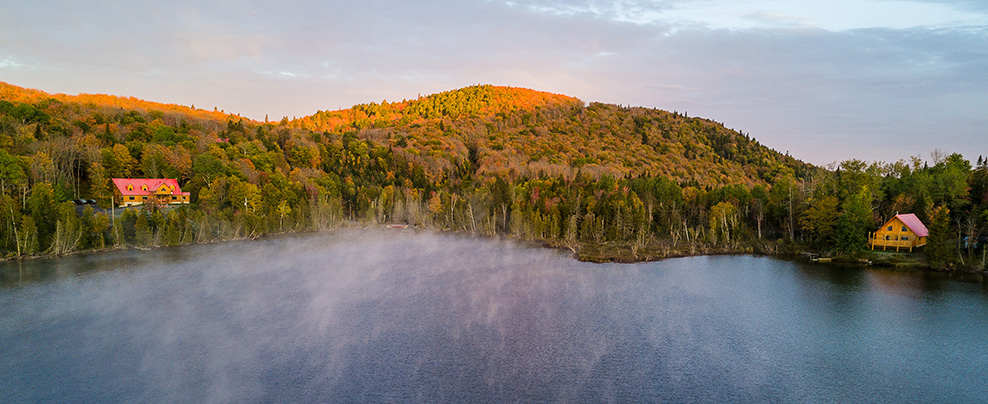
[126,184,133,191]
[141,184,148,191]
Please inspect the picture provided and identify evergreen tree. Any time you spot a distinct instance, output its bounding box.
[135,213,152,247]
[835,187,872,254]
[27,183,57,251]
[18,215,38,255]
[925,205,956,270]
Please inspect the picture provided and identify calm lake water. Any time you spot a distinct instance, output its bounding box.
[2,230,987,403]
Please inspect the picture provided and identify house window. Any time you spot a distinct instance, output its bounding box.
[902,236,909,240]
[171,196,176,200]
[902,226,908,232]
[885,236,890,240]
[128,196,134,201]
[887,226,893,231]
[127,184,133,191]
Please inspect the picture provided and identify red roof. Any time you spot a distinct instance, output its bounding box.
[111,178,190,196]
[895,213,929,237]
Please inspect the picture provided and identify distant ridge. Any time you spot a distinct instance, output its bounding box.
[0,81,244,124]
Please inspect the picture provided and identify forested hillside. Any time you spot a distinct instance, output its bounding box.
[0,82,985,270]
[294,85,811,185]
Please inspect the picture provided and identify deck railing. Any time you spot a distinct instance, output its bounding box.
[868,234,924,251]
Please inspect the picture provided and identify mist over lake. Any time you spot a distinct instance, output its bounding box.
[2,230,987,403]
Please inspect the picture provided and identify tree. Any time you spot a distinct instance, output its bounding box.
[928,153,970,210]
[27,183,57,251]
[768,177,799,240]
[799,195,839,247]
[834,187,872,254]
[926,205,956,270]
[227,178,261,214]
[88,162,112,207]
[837,159,882,202]
[0,192,20,252]
[0,149,26,193]
[134,212,152,247]
[89,211,110,249]
[49,201,83,254]
[708,201,739,246]
[968,160,988,207]
[162,211,182,246]
[18,215,39,256]
[749,185,768,239]
[102,144,138,178]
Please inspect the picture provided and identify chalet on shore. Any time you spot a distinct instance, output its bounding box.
[111,178,190,208]
[869,213,928,252]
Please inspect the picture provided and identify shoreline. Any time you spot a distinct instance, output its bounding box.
[3,225,986,276]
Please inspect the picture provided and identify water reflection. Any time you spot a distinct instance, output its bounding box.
[1,231,986,403]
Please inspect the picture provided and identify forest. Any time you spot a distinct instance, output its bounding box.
[0,81,985,271]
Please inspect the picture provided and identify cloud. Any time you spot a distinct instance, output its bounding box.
[742,12,815,27]
[0,57,23,70]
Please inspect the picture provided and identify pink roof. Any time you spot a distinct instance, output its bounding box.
[895,213,928,237]
[111,178,190,196]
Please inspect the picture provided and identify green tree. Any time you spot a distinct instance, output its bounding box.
[134,212,152,247]
[228,178,261,214]
[925,205,956,270]
[799,195,839,247]
[89,211,110,250]
[88,162,112,207]
[27,183,57,251]
[18,215,38,255]
[0,149,26,193]
[162,211,182,246]
[0,192,20,252]
[835,187,872,254]
[768,176,799,240]
[928,153,970,210]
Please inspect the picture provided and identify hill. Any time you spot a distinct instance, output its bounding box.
[293,85,811,186]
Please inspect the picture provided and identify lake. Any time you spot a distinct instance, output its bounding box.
[1,230,987,403]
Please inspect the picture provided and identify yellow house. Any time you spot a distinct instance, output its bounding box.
[869,213,928,252]
[111,178,191,208]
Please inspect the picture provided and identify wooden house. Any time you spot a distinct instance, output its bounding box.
[111,178,190,208]
[869,213,928,252]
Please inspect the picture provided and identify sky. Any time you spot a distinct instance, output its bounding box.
[0,0,985,166]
